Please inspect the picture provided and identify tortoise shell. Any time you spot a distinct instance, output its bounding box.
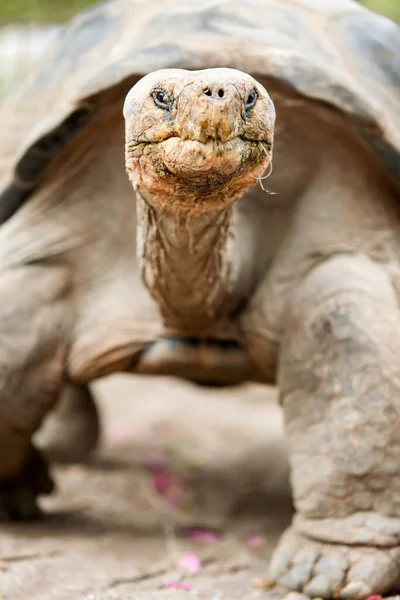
[0,0,399,221]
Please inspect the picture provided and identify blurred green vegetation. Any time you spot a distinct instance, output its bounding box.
[360,0,400,22]
[0,0,398,24]
[0,0,98,24]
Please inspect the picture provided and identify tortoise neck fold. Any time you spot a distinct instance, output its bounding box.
[136,193,234,333]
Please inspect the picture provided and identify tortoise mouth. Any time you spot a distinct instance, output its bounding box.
[125,135,271,212]
[160,136,263,177]
[127,135,268,176]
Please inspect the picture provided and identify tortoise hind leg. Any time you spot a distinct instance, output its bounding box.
[35,383,101,463]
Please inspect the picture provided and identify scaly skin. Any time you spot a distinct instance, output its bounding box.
[267,254,400,598]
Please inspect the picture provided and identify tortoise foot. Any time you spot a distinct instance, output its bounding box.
[0,446,54,521]
[269,526,400,599]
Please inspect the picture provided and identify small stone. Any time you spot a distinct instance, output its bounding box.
[283,593,309,600]
[251,577,274,590]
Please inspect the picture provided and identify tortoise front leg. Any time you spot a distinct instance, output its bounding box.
[269,254,400,599]
[0,264,69,520]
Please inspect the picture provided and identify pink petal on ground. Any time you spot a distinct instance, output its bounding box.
[153,471,170,495]
[177,552,201,574]
[246,535,265,549]
[365,596,382,600]
[164,581,191,590]
[188,528,220,544]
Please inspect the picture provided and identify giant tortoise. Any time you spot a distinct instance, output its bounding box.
[1,0,400,597]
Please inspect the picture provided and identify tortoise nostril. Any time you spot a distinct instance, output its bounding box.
[203,87,226,99]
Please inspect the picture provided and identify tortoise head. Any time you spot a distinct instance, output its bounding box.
[123,68,275,213]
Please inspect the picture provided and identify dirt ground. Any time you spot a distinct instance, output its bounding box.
[0,375,297,600]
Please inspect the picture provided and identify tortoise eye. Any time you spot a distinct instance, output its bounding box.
[245,89,257,110]
[153,89,172,110]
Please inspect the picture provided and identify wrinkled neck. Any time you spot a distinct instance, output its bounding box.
[136,193,233,333]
